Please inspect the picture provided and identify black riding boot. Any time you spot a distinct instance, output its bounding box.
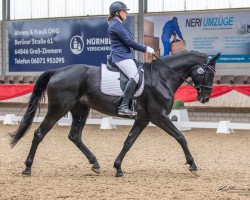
[118,78,137,116]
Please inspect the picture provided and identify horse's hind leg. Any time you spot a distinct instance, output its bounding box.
[114,120,149,177]
[152,114,197,175]
[23,111,65,175]
[68,104,100,174]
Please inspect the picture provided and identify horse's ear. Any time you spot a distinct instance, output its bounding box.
[208,53,221,66]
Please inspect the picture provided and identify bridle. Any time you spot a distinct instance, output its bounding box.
[152,54,215,95]
[191,63,215,97]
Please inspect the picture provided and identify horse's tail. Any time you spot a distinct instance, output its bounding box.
[10,70,55,147]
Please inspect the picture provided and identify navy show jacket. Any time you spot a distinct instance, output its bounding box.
[108,18,147,63]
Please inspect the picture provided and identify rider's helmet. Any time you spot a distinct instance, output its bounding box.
[109,1,130,15]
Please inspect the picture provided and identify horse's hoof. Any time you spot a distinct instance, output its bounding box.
[22,169,31,176]
[189,170,199,177]
[91,167,100,174]
[115,172,124,177]
[189,165,199,177]
[188,163,197,171]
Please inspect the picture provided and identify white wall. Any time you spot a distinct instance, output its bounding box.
[147,0,250,12]
[0,0,2,20]
[8,0,250,20]
[9,0,139,20]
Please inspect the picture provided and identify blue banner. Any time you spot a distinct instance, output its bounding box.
[9,17,134,71]
[215,54,250,63]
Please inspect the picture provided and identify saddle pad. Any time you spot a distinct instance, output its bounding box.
[100,64,144,97]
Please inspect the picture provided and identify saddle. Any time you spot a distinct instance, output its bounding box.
[106,56,144,91]
[100,56,144,97]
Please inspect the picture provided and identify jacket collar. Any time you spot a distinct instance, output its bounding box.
[113,17,123,23]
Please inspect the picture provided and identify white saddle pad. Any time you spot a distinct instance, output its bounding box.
[100,64,144,97]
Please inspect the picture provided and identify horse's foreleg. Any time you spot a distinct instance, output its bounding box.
[152,114,197,174]
[114,120,149,177]
[68,106,100,174]
[23,114,62,176]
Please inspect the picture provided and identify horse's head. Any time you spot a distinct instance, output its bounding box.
[190,53,221,103]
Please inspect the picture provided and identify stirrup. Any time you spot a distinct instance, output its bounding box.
[118,107,137,116]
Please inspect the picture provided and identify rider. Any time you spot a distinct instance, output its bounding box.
[108,1,155,116]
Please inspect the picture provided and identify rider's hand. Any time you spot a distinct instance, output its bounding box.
[146,46,155,54]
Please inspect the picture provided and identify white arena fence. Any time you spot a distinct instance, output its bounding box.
[0,109,249,134]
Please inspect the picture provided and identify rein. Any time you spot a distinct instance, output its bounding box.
[152,54,196,89]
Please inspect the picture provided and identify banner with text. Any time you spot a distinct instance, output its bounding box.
[9,17,134,71]
[145,11,250,63]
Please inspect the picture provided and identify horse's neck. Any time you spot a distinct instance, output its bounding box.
[161,58,194,93]
[174,63,193,79]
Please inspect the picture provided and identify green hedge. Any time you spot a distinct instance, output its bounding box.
[173,100,184,110]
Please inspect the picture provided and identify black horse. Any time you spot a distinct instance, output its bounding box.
[10,51,220,177]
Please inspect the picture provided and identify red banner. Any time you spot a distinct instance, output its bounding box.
[0,84,34,100]
[0,84,249,102]
[234,85,250,96]
[174,85,250,102]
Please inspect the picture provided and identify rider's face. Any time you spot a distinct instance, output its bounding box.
[119,10,128,21]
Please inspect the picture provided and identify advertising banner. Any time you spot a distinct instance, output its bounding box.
[9,17,134,71]
[145,11,250,63]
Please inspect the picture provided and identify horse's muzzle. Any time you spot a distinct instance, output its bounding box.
[197,95,209,103]
[201,98,209,103]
